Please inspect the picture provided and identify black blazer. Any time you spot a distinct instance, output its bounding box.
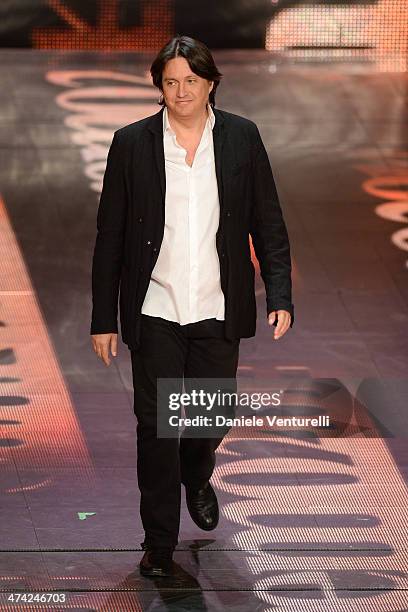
[90,106,294,350]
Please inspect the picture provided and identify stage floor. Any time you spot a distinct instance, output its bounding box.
[1,49,408,611]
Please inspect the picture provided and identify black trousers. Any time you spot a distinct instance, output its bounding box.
[130,314,240,549]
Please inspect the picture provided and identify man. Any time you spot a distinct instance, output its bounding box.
[91,35,294,577]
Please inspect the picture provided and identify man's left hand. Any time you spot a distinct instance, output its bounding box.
[268,310,291,340]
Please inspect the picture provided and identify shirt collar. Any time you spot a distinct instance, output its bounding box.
[163,102,215,134]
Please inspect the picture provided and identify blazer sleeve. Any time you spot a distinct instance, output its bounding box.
[249,124,294,327]
[90,130,127,335]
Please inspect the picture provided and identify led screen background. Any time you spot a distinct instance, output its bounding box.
[0,0,406,70]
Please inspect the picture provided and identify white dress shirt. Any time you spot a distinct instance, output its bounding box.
[141,102,225,325]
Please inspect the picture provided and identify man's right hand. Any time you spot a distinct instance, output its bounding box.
[91,333,118,366]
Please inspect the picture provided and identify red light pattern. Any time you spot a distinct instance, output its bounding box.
[32,0,173,50]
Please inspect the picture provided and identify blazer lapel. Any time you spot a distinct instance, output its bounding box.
[212,107,226,215]
[147,107,166,206]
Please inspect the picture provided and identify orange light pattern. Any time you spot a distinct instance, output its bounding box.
[0,195,94,470]
[266,1,408,71]
[32,0,173,50]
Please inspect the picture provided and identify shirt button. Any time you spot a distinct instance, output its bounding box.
[147,240,151,245]
[138,217,143,223]
[226,212,231,217]
[153,247,157,252]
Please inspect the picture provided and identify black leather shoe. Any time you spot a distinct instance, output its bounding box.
[185,481,219,531]
[139,547,175,577]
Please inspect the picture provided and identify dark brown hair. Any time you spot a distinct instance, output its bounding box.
[150,35,223,108]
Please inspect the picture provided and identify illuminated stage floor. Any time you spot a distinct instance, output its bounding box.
[1,50,408,611]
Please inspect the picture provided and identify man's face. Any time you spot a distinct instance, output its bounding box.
[161,56,213,118]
